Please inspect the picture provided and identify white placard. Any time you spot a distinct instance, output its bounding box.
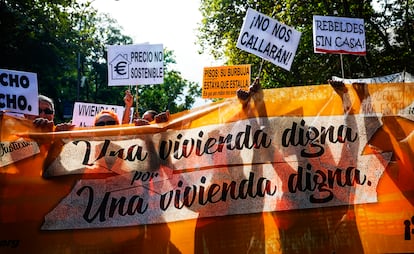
[72,102,125,127]
[0,69,38,115]
[107,44,164,86]
[236,8,301,71]
[313,15,366,55]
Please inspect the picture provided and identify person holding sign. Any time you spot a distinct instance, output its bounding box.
[26,95,74,132]
[122,89,133,124]
[153,110,170,123]
[93,90,137,126]
[133,110,157,126]
[121,89,170,126]
[94,110,120,126]
[133,110,170,126]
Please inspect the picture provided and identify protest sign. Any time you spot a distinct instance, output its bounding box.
[202,64,251,99]
[313,15,366,55]
[236,8,301,71]
[1,82,414,253]
[72,102,125,127]
[107,44,164,86]
[0,68,38,115]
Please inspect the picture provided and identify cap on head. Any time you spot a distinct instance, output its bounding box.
[94,110,120,126]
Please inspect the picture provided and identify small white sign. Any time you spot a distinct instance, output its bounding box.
[107,44,164,86]
[0,69,38,115]
[237,8,301,71]
[313,15,366,55]
[72,102,125,127]
[0,139,40,168]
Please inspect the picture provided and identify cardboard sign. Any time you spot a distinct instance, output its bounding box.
[0,68,38,115]
[202,64,251,99]
[237,8,301,71]
[107,44,164,86]
[72,102,125,127]
[313,15,366,55]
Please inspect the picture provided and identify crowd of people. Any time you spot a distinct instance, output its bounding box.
[93,90,170,128]
[1,90,170,132]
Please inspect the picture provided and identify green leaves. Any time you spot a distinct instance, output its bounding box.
[197,0,414,87]
[134,49,201,115]
[1,0,201,122]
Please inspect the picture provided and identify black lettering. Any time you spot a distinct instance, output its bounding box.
[158,125,272,160]
[288,163,370,203]
[77,185,148,223]
[282,119,358,157]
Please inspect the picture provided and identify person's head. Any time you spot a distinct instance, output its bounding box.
[94,110,119,126]
[142,110,158,122]
[26,95,55,121]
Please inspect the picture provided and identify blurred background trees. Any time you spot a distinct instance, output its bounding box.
[1,0,413,121]
[0,0,200,122]
[197,0,414,88]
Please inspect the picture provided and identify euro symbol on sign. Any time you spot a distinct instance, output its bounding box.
[114,61,128,75]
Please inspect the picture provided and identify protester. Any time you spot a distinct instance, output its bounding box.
[93,90,134,127]
[94,109,120,126]
[142,110,158,122]
[133,110,170,126]
[122,89,133,124]
[154,110,170,123]
[134,110,156,126]
[121,89,170,126]
[26,94,74,132]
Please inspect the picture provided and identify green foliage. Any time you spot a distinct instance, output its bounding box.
[198,0,414,88]
[1,0,201,123]
[133,49,201,116]
[1,0,76,97]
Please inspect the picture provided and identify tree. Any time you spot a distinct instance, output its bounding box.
[0,0,133,121]
[132,49,201,116]
[1,0,201,122]
[78,14,200,117]
[197,0,414,88]
[0,0,77,100]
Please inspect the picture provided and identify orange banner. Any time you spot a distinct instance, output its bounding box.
[1,83,414,253]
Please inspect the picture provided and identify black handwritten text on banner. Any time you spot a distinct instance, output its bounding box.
[236,8,301,71]
[41,115,391,229]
